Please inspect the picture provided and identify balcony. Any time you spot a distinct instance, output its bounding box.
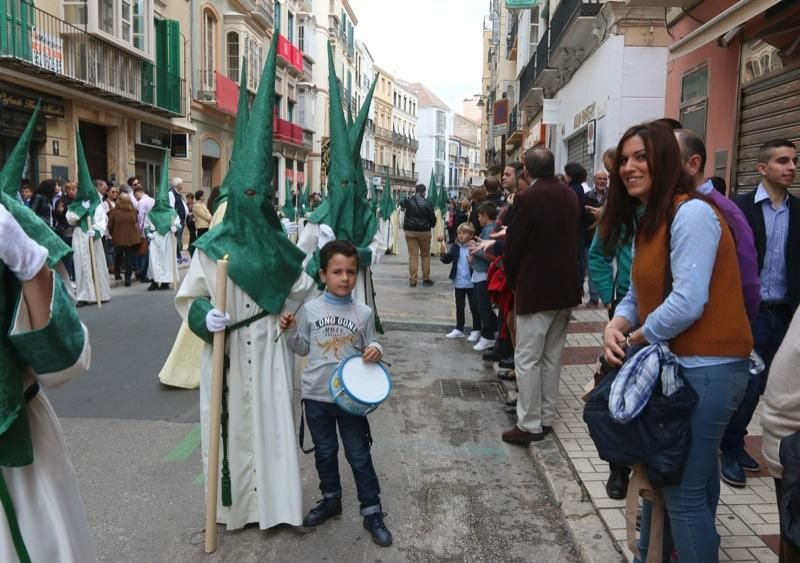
[303,130,313,152]
[361,158,375,171]
[0,2,185,117]
[251,0,274,28]
[518,51,539,105]
[506,15,519,60]
[548,0,602,62]
[374,125,393,142]
[376,164,417,183]
[274,117,304,147]
[278,35,304,75]
[196,70,240,115]
[507,105,523,146]
[302,54,313,83]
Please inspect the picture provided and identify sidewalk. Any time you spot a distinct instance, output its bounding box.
[507,303,781,563]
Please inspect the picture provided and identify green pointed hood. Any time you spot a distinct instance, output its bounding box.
[428,170,439,207]
[214,58,250,213]
[378,175,395,219]
[148,151,178,235]
[0,105,70,268]
[67,129,102,232]
[349,78,377,200]
[194,30,305,314]
[281,177,296,220]
[307,44,377,248]
[437,176,448,215]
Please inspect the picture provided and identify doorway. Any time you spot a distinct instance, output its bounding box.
[78,121,108,181]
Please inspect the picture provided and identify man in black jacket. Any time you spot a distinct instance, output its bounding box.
[721,139,799,488]
[401,183,437,287]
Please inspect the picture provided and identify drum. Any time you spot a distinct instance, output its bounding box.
[329,355,392,416]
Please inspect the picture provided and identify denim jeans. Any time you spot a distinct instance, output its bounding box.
[720,307,791,456]
[636,360,748,563]
[304,399,382,515]
[583,244,599,302]
[473,280,497,340]
[454,287,479,333]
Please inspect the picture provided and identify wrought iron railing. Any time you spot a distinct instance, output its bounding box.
[535,29,549,83]
[0,1,185,116]
[549,0,602,55]
[519,51,538,99]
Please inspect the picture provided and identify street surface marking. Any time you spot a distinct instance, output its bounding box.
[164,424,201,461]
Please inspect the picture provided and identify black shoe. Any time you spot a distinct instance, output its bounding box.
[159,283,170,290]
[605,467,630,500]
[482,350,502,362]
[543,425,553,435]
[147,282,158,291]
[114,274,122,280]
[504,405,516,414]
[505,398,517,407]
[76,300,88,308]
[363,512,392,547]
[124,279,131,287]
[498,358,515,369]
[302,497,342,527]
[422,279,434,287]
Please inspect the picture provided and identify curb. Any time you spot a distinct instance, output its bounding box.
[497,374,625,563]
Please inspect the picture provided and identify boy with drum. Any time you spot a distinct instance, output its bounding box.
[280,240,392,547]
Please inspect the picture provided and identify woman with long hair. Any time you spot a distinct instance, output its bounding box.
[107,193,140,287]
[600,121,752,562]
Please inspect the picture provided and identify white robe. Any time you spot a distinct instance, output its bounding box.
[390,209,402,255]
[1,293,95,562]
[175,252,316,530]
[146,215,181,285]
[296,222,387,310]
[67,205,111,303]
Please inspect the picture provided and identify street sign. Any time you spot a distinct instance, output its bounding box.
[493,99,508,137]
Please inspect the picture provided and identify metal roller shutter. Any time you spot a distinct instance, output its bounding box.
[734,66,800,196]
[567,131,592,173]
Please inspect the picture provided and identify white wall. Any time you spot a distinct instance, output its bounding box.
[552,34,667,174]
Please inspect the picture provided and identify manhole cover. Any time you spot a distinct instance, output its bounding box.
[436,379,504,401]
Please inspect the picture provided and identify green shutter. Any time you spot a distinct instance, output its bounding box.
[155,19,181,114]
[141,62,154,105]
[0,0,34,61]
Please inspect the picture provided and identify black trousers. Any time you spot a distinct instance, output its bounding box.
[113,245,137,281]
[473,280,497,340]
[455,287,480,332]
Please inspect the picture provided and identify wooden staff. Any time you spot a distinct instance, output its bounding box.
[205,256,229,554]
[86,216,102,308]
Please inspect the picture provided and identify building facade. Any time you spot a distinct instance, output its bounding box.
[450,113,482,199]
[410,82,450,192]
[390,79,418,193]
[0,0,192,193]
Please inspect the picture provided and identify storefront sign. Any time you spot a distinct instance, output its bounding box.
[0,81,65,118]
[573,102,596,130]
[493,99,508,137]
[506,0,539,7]
[0,107,46,141]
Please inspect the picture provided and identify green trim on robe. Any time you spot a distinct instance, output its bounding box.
[357,248,372,269]
[188,297,215,345]
[0,272,83,467]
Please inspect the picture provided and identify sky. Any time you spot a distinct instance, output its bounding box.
[348,0,486,112]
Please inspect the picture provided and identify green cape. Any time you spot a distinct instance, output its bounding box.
[378,175,395,219]
[0,105,71,268]
[428,170,439,208]
[193,30,305,314]
[148,151,178,236]
[67,129,102,233]
[214,59,250,213]
[281,177,296,221]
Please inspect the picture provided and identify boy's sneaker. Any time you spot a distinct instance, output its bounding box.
[363,512,393,547]
[473,337,495,351]
[302,497,342,527]
[467,330,481,342]
[446,329,466,339]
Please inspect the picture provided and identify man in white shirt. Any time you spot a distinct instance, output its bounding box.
[168,177,189,263]
[133,185,155,282]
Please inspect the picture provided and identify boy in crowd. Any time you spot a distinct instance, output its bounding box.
[440,222,481,341]
[280,240,392,547]
[470,201,499,352]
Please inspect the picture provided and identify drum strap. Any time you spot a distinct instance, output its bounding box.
[298,399,315,454]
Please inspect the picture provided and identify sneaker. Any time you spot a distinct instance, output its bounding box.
[302,497,342,527]
[738,450,760,473]
[422,279,434,287]
[363,512,392,547]
[720,452,746,487]
[446,329,466,339]
[473,337,495,351]
[467,330,481,342]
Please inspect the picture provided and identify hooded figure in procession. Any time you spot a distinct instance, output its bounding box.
[66,132,111,305]
[145,152,181,291]
[0,108,96,562]
[158,60,250,389]
[297,45,387,312]
[174,32,316,530]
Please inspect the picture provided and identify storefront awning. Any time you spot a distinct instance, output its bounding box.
[506,0,539,9]
[668,0,782,60]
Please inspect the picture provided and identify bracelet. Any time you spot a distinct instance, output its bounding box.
[625,334,632,348]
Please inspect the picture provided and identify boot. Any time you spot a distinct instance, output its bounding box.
[302,497,342,527]
[147,282,158,291]
[363,511,392,547]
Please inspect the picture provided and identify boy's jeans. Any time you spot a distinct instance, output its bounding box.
[473,280,497,340]
[304,399,382,515]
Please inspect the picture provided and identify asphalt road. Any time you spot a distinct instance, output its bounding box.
[46,254,579,562]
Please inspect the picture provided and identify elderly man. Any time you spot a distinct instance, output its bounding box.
[168,177,189,263]
[502,147,581,444]
[583,170,609,307]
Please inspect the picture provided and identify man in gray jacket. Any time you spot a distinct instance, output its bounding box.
[401,184,437,287]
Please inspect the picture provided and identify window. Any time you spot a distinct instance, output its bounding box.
[680,67,708,141]
[99,0,114,34]
[90,0,150,54]
[436,111,446,135]
[132,0,145,50]
[202,10,216,89]
[298,22,305,53]
[288,101,295,123]
[288,12,294,44]
[121,0,131,42]
[274,1,281,33]
[64,1,87,25]
[227,32,239,82]
[244,35,263,91]
[529,7,540,52]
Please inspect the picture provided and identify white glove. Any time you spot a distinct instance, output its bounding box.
[146,232,155,241]
[285,221,298,236]
[170,225,178,233]
[205,308,230,333]
[0,204,48,281]
[318,224,335,249]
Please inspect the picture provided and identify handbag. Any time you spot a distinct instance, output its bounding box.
[136,235,148,257]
